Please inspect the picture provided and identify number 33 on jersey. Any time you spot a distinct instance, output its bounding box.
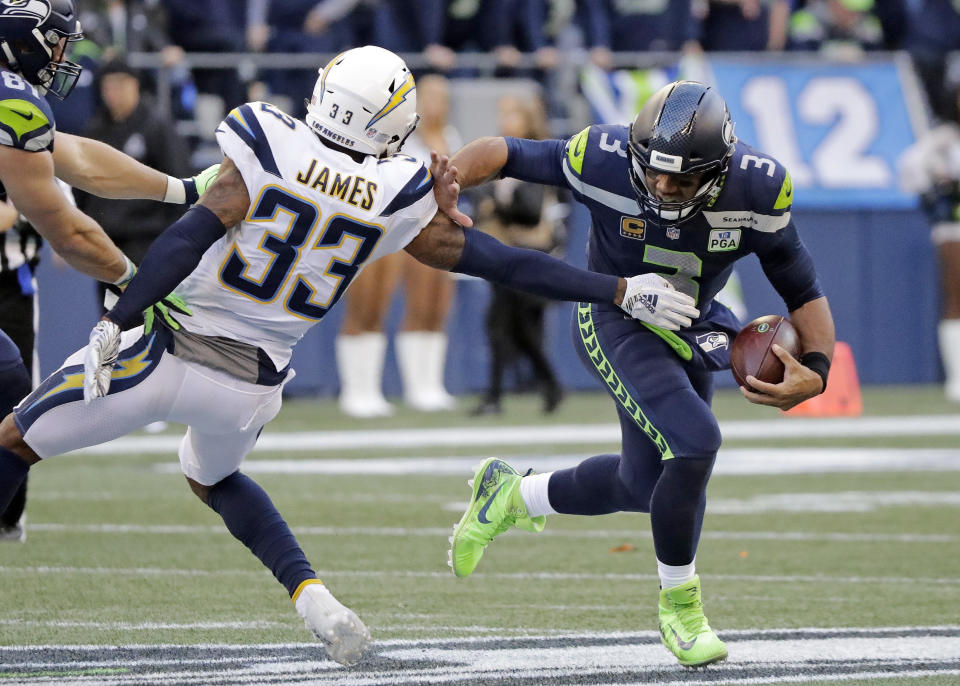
[173,101,436,371]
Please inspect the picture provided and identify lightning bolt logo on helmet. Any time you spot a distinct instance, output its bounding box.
[305,46,420,158]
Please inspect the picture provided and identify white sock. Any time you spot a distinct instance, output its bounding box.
[335,333,391,415]
[657,558,696,590]
[421,331,454,402]
[519,471,557,517]
[396,330,455,410]
[939,319,960,402]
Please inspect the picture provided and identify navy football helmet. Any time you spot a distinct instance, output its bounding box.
[0,0,83,99]
[628,81,736,223]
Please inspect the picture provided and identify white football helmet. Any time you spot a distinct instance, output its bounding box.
[305,46,419,157]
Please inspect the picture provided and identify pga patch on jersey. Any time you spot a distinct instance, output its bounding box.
[696,331,729,352]
[708,228,741,252]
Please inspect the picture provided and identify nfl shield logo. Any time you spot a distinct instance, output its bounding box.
[666,227,680,240]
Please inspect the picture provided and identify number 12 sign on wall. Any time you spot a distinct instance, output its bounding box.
[710,57,926,209]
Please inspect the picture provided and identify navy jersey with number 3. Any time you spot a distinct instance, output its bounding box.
[503,124,822,318]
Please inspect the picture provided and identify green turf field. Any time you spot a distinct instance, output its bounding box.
[1,386,958,684]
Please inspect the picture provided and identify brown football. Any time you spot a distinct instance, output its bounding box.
[730,315,801,388]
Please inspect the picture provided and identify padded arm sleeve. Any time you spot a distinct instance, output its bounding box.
[106,206,227,328]
[756,224,824,312]
[502,137,567,187]
[453,227,618,304]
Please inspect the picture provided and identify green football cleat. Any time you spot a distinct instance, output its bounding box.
[658,575,728,667]
[448,457,545,578]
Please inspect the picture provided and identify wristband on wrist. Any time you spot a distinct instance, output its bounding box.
[800,351,831,394]
[111,254,137,287]
[163,176,188,204]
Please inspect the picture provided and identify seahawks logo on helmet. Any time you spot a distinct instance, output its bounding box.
[0,1,49,19]
[0,0,83,99]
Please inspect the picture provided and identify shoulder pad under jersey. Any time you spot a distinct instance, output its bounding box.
[0,69,55,152]
[562,124,638,213]
[703,141,793,234]
[376,153,434,217]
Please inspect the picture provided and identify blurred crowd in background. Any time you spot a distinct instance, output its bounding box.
[55,0,960,140]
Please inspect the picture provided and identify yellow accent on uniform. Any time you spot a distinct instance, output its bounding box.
[228,107,254,136]
[577,301,675,460]
[33,344,154,405]
[36,372,85,404]
[291,578,324,604]
[0,98,49,141]
[367,73,415,127]
[567,127,590,175]
[318,51,348,101]
[111,344,154,379]
[773,169,793,210]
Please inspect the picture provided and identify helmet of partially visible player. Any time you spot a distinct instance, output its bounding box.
[627,81,736,223]
[0,0,83,99]
[305,45,420,157]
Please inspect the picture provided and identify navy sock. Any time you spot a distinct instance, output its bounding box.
[649,456,715,565]
[0,361,32,519]
[206,471,316,597]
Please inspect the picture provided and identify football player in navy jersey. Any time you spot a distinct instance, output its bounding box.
[448,81,836,667]
[0,0,214,542]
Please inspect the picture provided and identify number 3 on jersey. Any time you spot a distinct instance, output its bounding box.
[220,186,383,320]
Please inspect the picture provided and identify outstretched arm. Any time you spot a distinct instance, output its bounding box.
[53,132,217,204]
[449,137,509,189]
[104,156,249,328]
[53,132,168,200]
[420,152,697,328]
[404,211,625,306]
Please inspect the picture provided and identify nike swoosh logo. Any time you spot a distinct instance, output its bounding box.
[573,136,586,158]
[671,627,697,651]
[476,483,505,524]
[10,109,33,120]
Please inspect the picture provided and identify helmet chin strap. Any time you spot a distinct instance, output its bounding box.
[385,114,420,156]
[0,41,19,73]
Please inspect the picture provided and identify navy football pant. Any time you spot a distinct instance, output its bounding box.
[547,303,731,566]
[1,282,35,526]
[0,328,32,525]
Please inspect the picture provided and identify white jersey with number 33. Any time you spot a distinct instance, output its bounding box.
[173,101,437,369]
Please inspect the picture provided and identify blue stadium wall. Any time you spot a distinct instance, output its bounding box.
[34,204,942,395]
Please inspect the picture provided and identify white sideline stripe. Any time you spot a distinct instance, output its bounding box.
[6,668,960,686]
[1,565,958,585]
[23,522,959,543]
[0,619,281,630]
[1,632,959,686]
[3,626,959,650]
[74,414,960,456]
[148,448,960,476]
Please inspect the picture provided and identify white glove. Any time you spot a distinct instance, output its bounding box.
[83,320,121,404]
[620,274,700,331]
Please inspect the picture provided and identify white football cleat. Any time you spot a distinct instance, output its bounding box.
[294,582,371,666]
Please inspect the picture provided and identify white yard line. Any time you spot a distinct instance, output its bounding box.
[0,619,281,630]
[21,522,959,543]
[147,448,960,475]
[148,448,960,476]
[1,565,958,585]
[71,414,960,456]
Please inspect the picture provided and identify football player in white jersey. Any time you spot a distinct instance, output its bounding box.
[0,46,698,666]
